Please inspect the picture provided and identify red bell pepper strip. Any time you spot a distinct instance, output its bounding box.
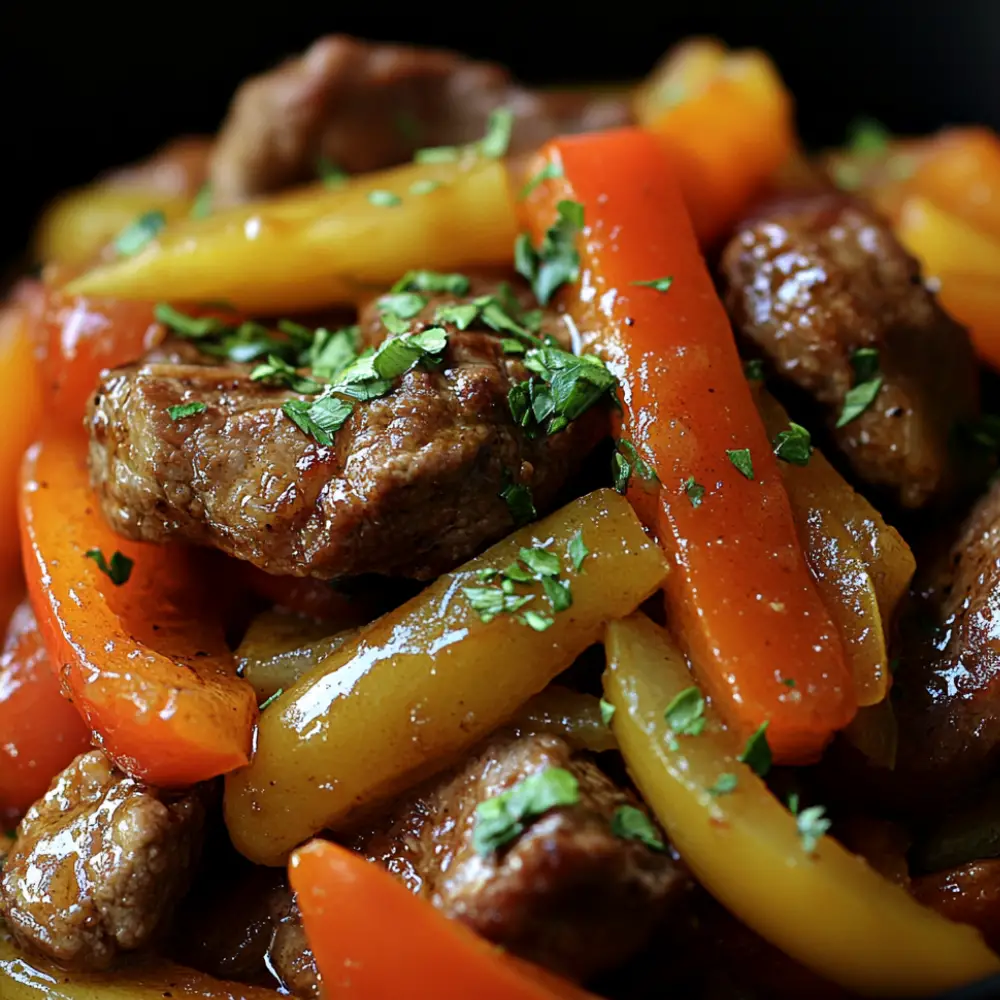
[521,128,855,763]
[0,599,91,826]
[19,437,257,787]
[289,839,599,1000]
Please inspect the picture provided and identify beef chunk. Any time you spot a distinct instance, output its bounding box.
[87,281,607,580]
[347,732,688,981]
[719,192,978,508]
[891,478,1000,802]
[209,35,629,205]
[268,893,322,998]
[0,751,206,970]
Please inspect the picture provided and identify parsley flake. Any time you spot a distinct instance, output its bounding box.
[837,348,883,427]
[367,189,401,208]
[316,156,349,188]
[251,355,322,394]
[473,767,580,855]
[521,609,555,631]
[541,576,573,612]
[520,161,564,200]
[847,117,890,155]
[611,805,664,851]
[167,401,207,421]
[258,688,284,711]
[282,396,354,446]
[684,476,706,507]
[726,448,755,480]
[114,210,165,257]
[305,325,360,380]
[518,546,561,577]
[378,292,427,321]
[85,548,134,586]
[479,107,515,159]
[707,773,738,797]
[500,480,536,527]
[190,184,213,219]
[409,179,441,196]
[664,687,706,739]
[514,347,617,435]
[631,277,674,293]
[744,358,765,381]
[462,587,534,624]
[391,270,470,296]
[797,804,832,854]
[773,423,813,466]
[600,698,616,727]
[737,722,772,777]
[515,199,584,305]
[567,530,589,572]
[613,439,658,494]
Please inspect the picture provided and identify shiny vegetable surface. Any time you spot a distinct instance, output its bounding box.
[65,159,517,313]
[0,600,91,825]
[225,489,667,865]
[603,613,1000,996]
[896,195,1000,278]
[20,437,256,787]
[522,128,854,763]
[635,39,795,245]
[0,923,281,1000]
[290,839,598,1000]
[508,686,618,753]
[754,386,914,706]
[936,274,1000,370]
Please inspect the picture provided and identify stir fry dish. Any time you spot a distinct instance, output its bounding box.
[5,33,1000,1000]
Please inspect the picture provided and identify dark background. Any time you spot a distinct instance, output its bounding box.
[4,0,1000,265]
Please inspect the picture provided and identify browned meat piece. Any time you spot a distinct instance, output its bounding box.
[891,478,1000,803]
[101,136,212,198]
[209,35,629,205]
[911,860,1000,953]
[719,192,978,508]
[0,750,206,970]
[346,732,688,982]
[87,281,607,580]
[268,892,322,998]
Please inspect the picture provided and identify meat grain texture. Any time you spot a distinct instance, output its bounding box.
[0,751,206,970]
[208,35,630,204]
[720,192,978,508]
[87,281,607,580]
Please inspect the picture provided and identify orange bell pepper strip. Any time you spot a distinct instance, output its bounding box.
[289,839,598,1000]
[19,437,257,787]
[935,273,1000,370]
[0,599,91,826]
[521,129,854,763]
[635,40,796,246]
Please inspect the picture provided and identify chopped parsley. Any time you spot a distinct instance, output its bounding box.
[391,270,470,296]
[611,805,664,851]
[797,804,832,855]
[473,766,580,855]
[612,439,658,494]
[567,530,589,572]
[726,448,755,480]
[744,358,766,381]
[520,160,564,200]
[541,576,573,612]
[519,546,561,577]
[461,587,534,624]
[409,179,441,196]
[684,476,706,507]
[521,610,555,631]
[782,677,797,688]
[837,348,883,427]
[167,401,207,421]
[154,304,286,364]
[708,773,738,796]
[114,210,165,257]
[282,396,355,447]
[514,199,584,305]
[85,548,134,586]
[414,107,515,164]
[304,325,361,380]
[435,302,480,329]
[631,277,674,293]
[367,189,401,208]
[737,722,772,777]
[773,422,813,466]
[500,480,536,527]
[600,698,616,727]
[258,688,284,711]
[378,292,427,321]
[317,156,349,188]
[847,116,890,155]
[251,355,323,394]
[664,687,706,740]
[190,184,213,219]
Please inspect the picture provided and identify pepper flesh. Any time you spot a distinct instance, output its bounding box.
[521,128,854,763]
[604,612,1000,996]
[19,437,256,786]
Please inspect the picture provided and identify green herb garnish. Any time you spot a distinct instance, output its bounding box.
[251,355,323,394]
[567,530,588,572]
[797,804,832,854]
[85,548,134,586]
[114,210,165,257]
[258,688,284,711]
[837,348,883,427]
[409,179,441,196]
[367,189,401,207]
[684,476,706,507]
[473,766,580,855]
[631,277,674,293]
[190,184,213,219]
[773,422,813,466]
[707,773,738,797]
[317,156,349,188]
[744,358,766,381]
[520,161,564,200]
[611,805,664,851]
[726,448,755,480]
[514,199,584,305]
[391,270,470,296]
[600,698,616,727]
[281,396,354,446]
[737,722,772,777]
[500,480,536,527]
[664,687,706,738]
[847,117,890,155]
[167,401,208,421]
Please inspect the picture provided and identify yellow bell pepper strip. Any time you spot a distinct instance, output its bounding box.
[65,159,517,313]
[0,921,283,1000]
[290,839,600,1000]
[603,612,1000,997]
[936,273,1000,370]
[224,489,667,865]
[896,195,1000,278]
[635,39,796,245]
[521,129,854,764]
[753,385,915,707]
[20,437,257,787]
